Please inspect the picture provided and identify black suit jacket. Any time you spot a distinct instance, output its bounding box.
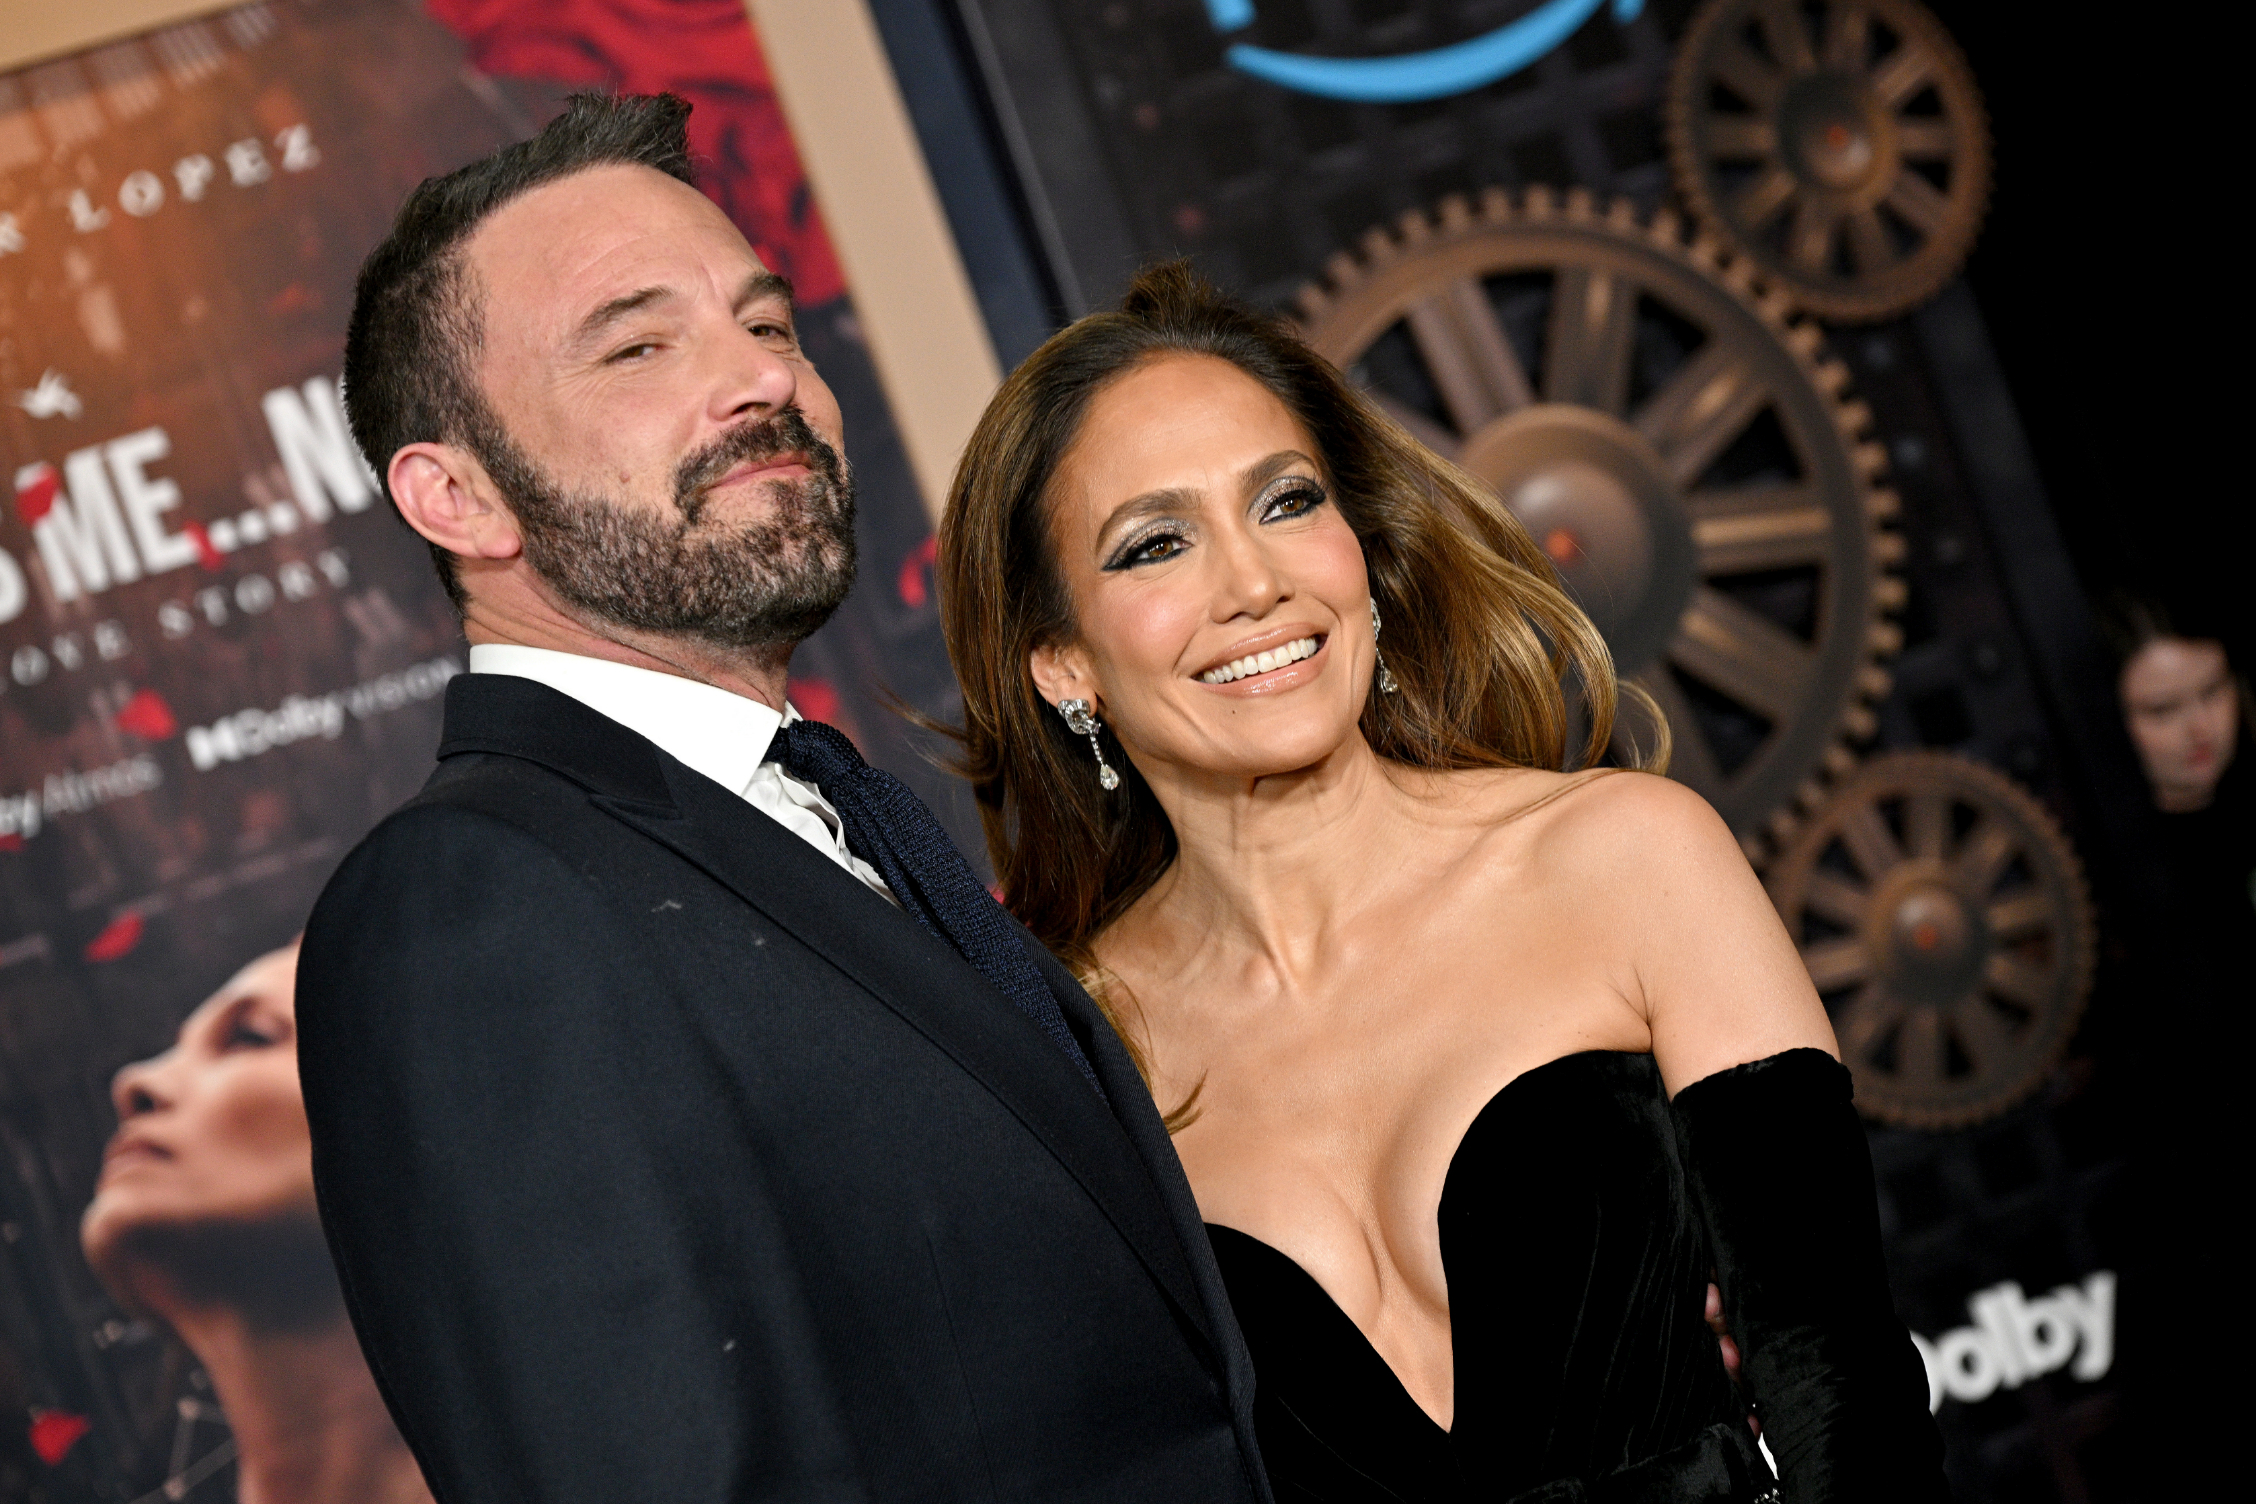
[298,674,1270,1503]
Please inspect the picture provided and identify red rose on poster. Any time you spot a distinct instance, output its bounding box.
[83,913,146,963]
[897,535,938,610]
[28,1409,91,1467]
[788,675,843,728]
[13,462,60,525]
[425,0,846,304]
[114,689,180,741]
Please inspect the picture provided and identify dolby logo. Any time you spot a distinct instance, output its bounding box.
[1910,1272,2115,1411]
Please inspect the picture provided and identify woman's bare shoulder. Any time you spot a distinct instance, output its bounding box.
[1433,765,1725,839]
[1455,767,1747,893]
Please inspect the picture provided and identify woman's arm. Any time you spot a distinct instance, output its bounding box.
[1556,774,1947,1502]
[1557,771,1837,1092]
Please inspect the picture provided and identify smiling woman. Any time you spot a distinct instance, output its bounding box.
[940,261,1644,992]
[939,263,1947,1502]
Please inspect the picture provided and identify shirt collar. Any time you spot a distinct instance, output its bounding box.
[467,643,790,798]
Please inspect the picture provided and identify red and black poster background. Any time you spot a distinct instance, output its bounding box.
[0,2,962,1496]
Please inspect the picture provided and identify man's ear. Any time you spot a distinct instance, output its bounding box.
[387,442,523,564]
[1029,639,1096,711]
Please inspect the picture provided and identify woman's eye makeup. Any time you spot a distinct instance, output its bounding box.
[1258,477,1328,520]
[1104,524,1192,571]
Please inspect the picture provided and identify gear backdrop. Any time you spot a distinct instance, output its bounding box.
[905,0,2138,1497]
[0,2,963,1499]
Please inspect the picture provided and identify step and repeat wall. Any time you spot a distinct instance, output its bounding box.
[0,2,963,1499]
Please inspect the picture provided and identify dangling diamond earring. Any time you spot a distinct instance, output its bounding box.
[1056,698,1122,790]
[1370,600,1400,695]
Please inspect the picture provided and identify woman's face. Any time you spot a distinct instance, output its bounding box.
[2120,637,2238,811]
[1031,354,1376,785]
[81,946,311,1264]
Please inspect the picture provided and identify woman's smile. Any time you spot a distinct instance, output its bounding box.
[1196,630,1329,693]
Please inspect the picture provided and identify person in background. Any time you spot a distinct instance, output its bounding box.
[2100,590,2251,1477]
[79,944,434,1504]
[2105,590,2254,977]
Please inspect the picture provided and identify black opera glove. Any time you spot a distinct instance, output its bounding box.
[1671,1049,1949,1504]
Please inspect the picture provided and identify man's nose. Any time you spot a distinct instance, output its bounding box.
[706,324,800,425]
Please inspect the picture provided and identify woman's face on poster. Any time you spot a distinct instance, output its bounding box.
[81,946,311,1258]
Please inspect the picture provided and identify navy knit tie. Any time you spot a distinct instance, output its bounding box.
[769,719,1104,1098]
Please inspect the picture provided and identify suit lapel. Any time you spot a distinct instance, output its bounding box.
[597,757,1218,1362]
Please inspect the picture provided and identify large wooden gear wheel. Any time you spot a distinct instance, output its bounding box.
[1666,0,1991,322]
[1767,751,2096,1128]
[1297,188,1903,854]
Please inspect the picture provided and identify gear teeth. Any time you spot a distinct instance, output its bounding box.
[1295,181,1905,866]
[1664,0,1993,323]
[1764,751,2094,1128]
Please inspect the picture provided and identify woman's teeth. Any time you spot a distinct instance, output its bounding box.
[1200,636,1319,684]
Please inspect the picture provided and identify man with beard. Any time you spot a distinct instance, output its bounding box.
[296,94,1269,1504]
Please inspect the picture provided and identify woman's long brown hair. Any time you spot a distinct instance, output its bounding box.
[937,263,1664,1099]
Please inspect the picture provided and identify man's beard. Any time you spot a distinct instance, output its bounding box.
[468,406,858,652]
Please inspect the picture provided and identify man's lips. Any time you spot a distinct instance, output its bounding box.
[714,452,811,488]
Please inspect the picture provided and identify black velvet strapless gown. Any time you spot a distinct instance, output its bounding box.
[1208,1049,1947,1504]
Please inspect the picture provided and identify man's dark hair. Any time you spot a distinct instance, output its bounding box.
[341,92,695,608]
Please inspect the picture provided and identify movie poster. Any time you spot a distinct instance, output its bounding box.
[0,3,961,1496]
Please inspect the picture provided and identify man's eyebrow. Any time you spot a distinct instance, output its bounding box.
[571,285,673,352]
[568,271,794,354]
[735,269,795,316]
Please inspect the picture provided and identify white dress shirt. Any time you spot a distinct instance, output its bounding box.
[468,644,894,902]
